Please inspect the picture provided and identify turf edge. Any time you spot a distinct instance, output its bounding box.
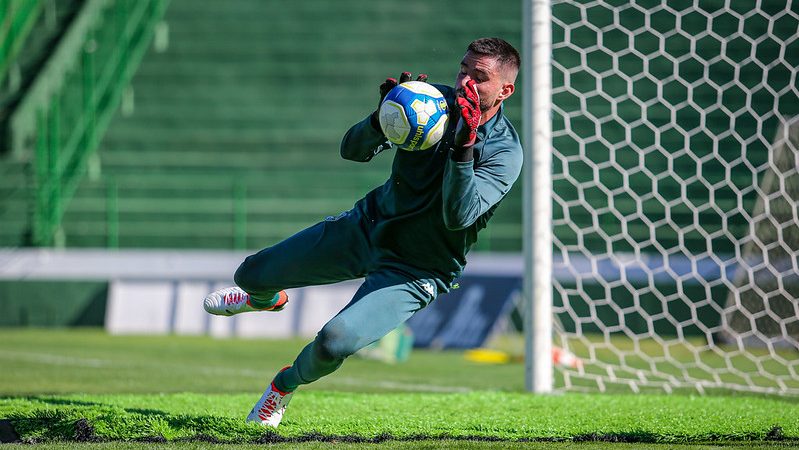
[1,418,793,445]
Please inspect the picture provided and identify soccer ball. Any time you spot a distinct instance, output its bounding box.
[378,81,449,151]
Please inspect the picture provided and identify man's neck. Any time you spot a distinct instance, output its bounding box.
[480,105,501,125]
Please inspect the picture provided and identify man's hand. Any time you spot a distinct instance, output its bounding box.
[371,72,429,132]
[454,79,481,148]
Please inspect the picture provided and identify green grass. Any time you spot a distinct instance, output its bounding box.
[1,329,797,448]
[3,391,797,443]
[0,439,786,450]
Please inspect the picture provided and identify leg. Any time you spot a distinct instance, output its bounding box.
[275,270,439,391]
[234,208,372,304]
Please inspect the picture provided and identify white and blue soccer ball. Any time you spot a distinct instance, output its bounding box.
[378,81,449,151]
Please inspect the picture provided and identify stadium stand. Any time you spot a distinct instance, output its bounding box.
[0,0,83,246]
[58,0,523,250]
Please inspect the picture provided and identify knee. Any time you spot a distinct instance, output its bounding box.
[233,256,256,291]
[234,253,278,295]
[315,320,360,361]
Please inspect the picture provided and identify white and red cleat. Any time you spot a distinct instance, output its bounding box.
[203,286,288,316]
[246,367,294,428]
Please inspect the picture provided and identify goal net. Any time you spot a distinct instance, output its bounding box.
[548,0,799,394]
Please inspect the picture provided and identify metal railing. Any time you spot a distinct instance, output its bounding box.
[7,0,168,246]
[0,0,43,87]
[94,177,521,252]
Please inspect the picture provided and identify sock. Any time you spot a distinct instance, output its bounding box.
[274,341,345,392]
[273,369,296,393]
[247,291,279,309]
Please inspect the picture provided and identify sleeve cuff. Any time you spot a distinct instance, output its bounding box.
[450,145,474,162]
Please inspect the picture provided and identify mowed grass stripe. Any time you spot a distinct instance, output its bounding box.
[1,392,796,443]
[0,330,524,395]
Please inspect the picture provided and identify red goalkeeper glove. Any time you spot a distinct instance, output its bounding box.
[370,72,429,131]
[454,79,481,148]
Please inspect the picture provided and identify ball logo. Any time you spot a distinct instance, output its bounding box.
[407,124,426,150]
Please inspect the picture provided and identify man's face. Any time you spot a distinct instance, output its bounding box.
[454,51,515,115]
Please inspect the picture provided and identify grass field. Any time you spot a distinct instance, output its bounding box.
[1,329,797,449]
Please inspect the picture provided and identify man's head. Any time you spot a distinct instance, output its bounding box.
[455,37,520,123]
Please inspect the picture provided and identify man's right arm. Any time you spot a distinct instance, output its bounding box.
[340,115,391,162]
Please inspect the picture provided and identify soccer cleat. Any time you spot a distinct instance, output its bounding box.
[246,367,294,427]
[203,286,288,316]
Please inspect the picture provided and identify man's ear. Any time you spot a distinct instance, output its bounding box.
[498,82,515,102]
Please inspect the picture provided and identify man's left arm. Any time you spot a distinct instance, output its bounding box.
[441,138,523,230]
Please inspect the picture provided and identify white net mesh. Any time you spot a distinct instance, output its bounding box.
[550,0,799,394]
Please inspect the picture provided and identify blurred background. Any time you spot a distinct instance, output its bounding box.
[0,0,522,252]
[0,0,524,361]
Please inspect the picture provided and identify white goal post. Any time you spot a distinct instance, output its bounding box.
[523,0,799,395]
[523,0,554,394]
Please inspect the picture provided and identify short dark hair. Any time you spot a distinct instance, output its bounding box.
[467,37,521,77]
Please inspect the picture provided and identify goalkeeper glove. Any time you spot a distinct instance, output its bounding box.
[453,79,481,148]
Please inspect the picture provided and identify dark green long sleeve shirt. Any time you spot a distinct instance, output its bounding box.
[340,85,523,287]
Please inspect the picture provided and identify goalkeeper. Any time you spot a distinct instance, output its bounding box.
[203,37,522,427]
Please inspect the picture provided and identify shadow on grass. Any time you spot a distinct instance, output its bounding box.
[0,419,20,443]
[27,395,173,417]
[3,396,107,408]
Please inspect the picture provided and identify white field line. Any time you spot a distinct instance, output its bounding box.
[0,349,116,368]
[0,350,473,393]
[326,377,472,393]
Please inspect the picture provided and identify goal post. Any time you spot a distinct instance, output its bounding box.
[523,0,554,394]
[524,0,799,395]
